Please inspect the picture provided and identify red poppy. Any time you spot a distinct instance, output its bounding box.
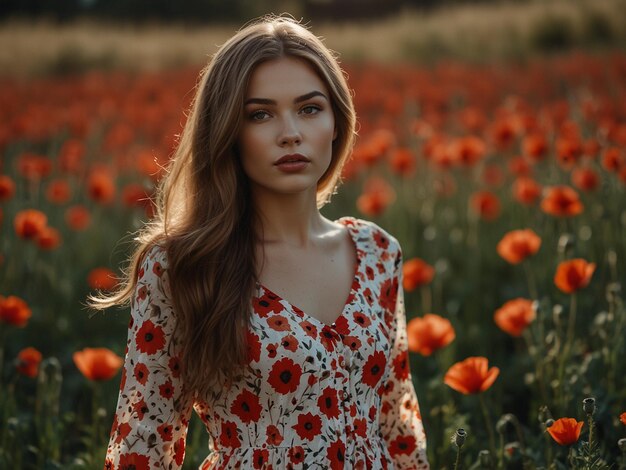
[16,347,42,378]
[556,137,583,168]
[118,452,150,470]
[388,435,417,457]
[547,418,583,446]
[356,176,396,217]
[494,298,536,336]
[87,169,115,204]
[392,349,409,380]
[219,421,240,448]
[602,147,624,172]
[554,259,595,294]
[65,205,91,231]
[522,132,548,161]
[289,446,305,464]
[407,314,455,356]
[0,295,32,327]
[266,424,284,445]
[362,351,386,388]
[159,380,175,399]
[36,226,62,250]
[402,258,434,292]
[0,175,16,202]
[252,449,269,469]
[157,423,174,442]
[571,167,600,192]
[230,389,262,423]
[389,147,416,176]
[133,363,149,385]
[512,177,542,205]
[299,320,318,339]
[168,356,181,378]
[540,185,583,217]
[73,347,123,381]
[327,439,346,470]
[122,183,151,208]
[292,412,322,440]
[88,267,118,291]
[444,356,499,394]
[496,229,541,264]
[268,357,302,394]
[620,412,626,425]
[470,191,501,221]
[135,320,166,355]
[46,179,72,204]
[16,153,53,180]
[508,156,532,177]
[451,136,486,166]
[58,138,84,173]
[317,387,340,418]
[14,209,47,239]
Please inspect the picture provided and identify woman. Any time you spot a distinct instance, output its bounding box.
[97,15,429,470]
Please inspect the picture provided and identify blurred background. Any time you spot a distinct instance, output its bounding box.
[1,1,625,469]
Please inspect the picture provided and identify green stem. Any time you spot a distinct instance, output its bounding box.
[587,414,594,465]
[522,260,539,301]
[479,394,497,457]
[557,293,577,412]
[454,446,462,470]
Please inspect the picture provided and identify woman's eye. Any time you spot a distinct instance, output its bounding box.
[301,105,321,115]
[250,110,270,121]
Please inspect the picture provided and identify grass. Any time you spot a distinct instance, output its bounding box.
[1,0,625,77]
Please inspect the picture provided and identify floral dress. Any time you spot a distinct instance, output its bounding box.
[105,216,429,470]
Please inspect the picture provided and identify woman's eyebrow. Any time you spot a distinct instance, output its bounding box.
[244,90,328,106]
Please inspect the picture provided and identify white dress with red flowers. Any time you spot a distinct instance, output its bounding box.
[105,216,429,470]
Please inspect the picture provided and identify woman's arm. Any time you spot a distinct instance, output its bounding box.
[104,246,195,470]
[379,246,429,470]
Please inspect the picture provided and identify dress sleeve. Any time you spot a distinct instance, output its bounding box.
[379,245,430,470]
[104,246,195,470]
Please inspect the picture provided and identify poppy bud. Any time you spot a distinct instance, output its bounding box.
[618,438,626,453]
[606,282,621,304]
[453,428,467,448]
[582,397,596,416]
[496,414,512,434]
[478,449,492,467]
[552,305,563,325]
[545,418,555,428]
[557,233,575,256]
[538,406,552,424]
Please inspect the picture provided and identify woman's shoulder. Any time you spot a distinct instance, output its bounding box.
[336,216,402,256]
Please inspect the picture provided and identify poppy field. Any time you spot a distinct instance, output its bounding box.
[1,50,626,469]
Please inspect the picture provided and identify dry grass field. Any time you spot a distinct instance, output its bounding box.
[0,0,625,77]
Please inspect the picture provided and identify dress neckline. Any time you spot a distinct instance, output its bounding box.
[255,216,362,328]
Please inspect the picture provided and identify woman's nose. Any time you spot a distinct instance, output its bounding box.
[278,115,302,146]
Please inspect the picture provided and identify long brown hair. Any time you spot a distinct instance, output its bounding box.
[91,15,356,397]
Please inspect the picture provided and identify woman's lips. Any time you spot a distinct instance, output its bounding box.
[274,154,310,173]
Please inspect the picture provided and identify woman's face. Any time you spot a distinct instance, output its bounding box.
[238,56,336,201]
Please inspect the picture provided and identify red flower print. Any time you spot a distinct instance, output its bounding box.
[320,326,338,352]
[379,278,398,313]
[363,351,386,388]
[352,311,371,328]
[133,362,149,385]
[317,387,340,418]
[342,335,362,351]
[268,357,302,394]
[267,315,290,331]
[247,331,261,362]
[388,435,417,456]
[168,356,181,378]
[104,458,114,470]
[352,417,367,437]
[254,291,283,317]
[266,343,277,358]
[280,334,298,352]
[252,449,269,469]
[333,316,350,335]
[135,320,165,355]
[365,265,375,280]
[157,423,173,442]
[230,389,262,423]
[219,421,240,448]
[114,422,131,444]
[373,229,390,249]
[133,399,149,420]
[327,439,346,470]
[392,350,409,380]
[299,320,318,339]
[266,424,284,445]
[159,380,174,399]
[119,452,150,470]
[293,412,322,440]
[152,261,164,277]
[137,285,148,302]
[173,437,185,465]
[289,446,305,464]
